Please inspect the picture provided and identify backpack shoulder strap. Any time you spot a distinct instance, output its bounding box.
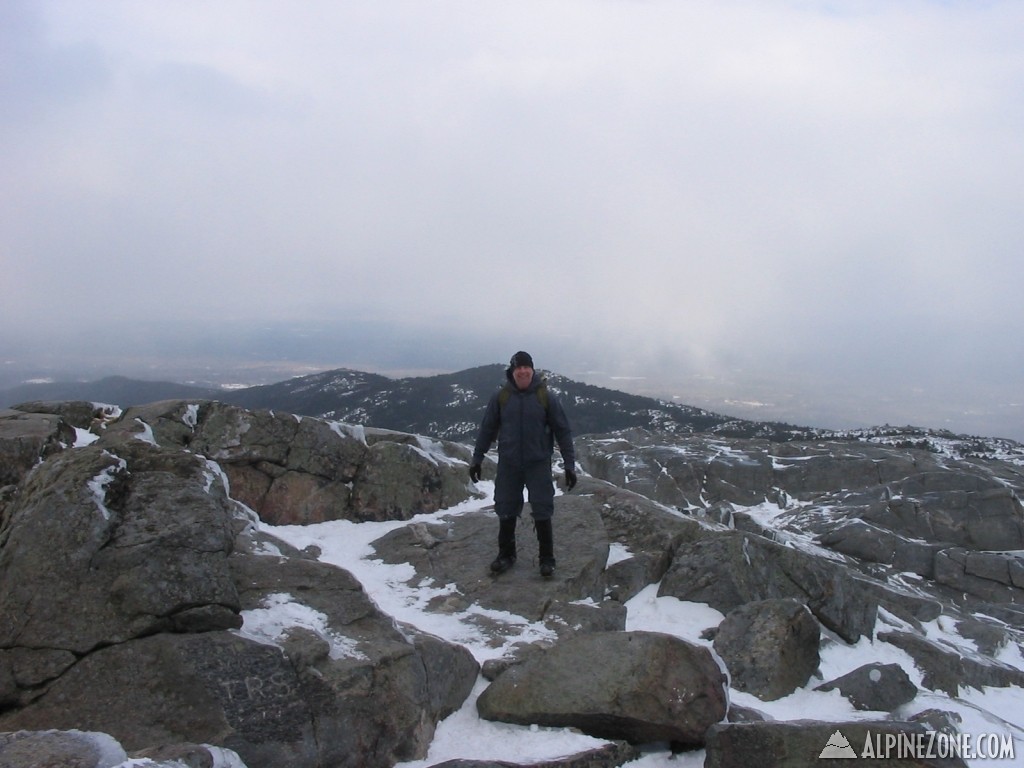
[498,382,549,411]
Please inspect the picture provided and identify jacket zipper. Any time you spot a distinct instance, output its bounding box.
[518,389,525,465]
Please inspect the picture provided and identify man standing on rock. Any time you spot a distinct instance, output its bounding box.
[470,351,577,578]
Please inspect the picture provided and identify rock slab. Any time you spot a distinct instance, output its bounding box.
[476,630,728,746]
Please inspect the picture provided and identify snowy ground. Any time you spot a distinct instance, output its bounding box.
[254,483,1024,767]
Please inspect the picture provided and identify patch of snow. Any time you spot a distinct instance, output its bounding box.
[73,427,100,447]
[236,592,369,661]
[249,538,284,557]
[606,541,634,568]
[183,403,200,430]
[87,452,127,521]
[202,457,230,495]
[75,730,128,767]
[415,435,463,466]
[330,420,366,444]
[133,418,157,446]
[770,453,818,470]
[112,744,247,768]
[205,745,250,768]
[395,677,610,768]
[623,584,723,645]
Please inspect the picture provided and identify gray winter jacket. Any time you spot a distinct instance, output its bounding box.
[472,372,575,471]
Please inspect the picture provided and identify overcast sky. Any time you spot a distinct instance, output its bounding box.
[3,1,1023,439]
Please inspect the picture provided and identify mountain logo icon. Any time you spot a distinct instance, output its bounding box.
[819,729,858,758]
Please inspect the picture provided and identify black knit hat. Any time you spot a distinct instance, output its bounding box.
[509,351,534,369]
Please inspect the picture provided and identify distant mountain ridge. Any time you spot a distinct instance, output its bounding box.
[4,365,1023,456]
[201,364,814,442]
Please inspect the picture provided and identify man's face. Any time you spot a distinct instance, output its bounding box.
[513,365,533,390]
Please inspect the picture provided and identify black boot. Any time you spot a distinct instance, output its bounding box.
[490,516,517,574]
[535,518,555,578]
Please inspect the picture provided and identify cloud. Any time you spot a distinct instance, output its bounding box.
[3,0,1023,438]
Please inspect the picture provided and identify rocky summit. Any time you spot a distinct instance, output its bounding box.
[0,399,1022,767]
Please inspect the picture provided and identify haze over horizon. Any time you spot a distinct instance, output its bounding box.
[3,321,1022,442]
[3,2,1022,441]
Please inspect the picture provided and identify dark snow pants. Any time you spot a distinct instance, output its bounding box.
[494,461,555,521]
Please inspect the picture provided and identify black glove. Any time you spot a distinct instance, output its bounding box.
[469,463,482,483]
[564,469,577,491]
